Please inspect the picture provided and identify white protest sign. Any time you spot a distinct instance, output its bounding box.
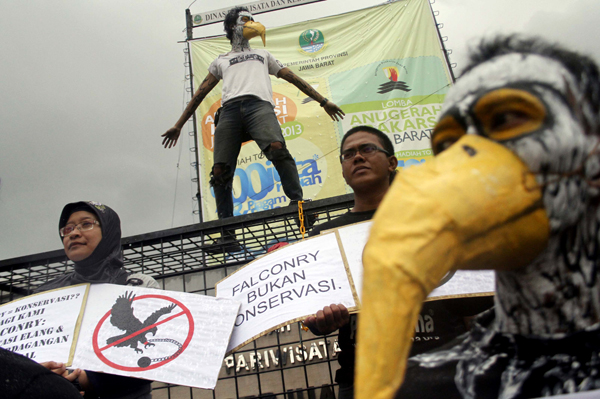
[532,389,600,399]
[428,270,495,299]
[0,284,88,364]
[216,233,357,353]
[335,220,495,302]
[336,221,372,302]
[72,284,240,390]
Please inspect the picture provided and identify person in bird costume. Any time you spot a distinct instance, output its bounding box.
[356,35,600,399]
[162,7,344,232]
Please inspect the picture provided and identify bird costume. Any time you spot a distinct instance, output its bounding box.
[356,36,600,399]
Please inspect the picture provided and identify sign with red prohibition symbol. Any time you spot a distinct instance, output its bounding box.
[92,292,194,372]
[71,284,240,389]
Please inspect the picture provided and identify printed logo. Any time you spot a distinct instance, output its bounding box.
[227,138,327,216]
[193,14,202,25]
[87,201,106,213]
[230,53,265,66]
[378,66,411,94]
[92,292,194,371]
[298,29,326,56]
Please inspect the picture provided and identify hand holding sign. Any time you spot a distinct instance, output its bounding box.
[303,304,350,335]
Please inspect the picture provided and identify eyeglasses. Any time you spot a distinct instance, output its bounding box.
[340,143,391,162]
[60,220,100,237]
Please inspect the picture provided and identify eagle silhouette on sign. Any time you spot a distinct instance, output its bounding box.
[106,291,176,354]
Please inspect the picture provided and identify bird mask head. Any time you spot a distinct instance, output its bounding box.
[434,36,600,232]
[356,36,600,399]
[224,7,266,51]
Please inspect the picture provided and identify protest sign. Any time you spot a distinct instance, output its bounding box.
[216,233,358,353]
[428,270,495,300]
[72,284,240,390]
[532,390,600,399]
[0,284,89,364]
[336,221,372,302]
[335,220,495,302]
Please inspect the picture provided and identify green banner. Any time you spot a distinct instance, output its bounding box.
[191,0,452,220]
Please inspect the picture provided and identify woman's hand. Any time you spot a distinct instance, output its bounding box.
[40,361,84,395]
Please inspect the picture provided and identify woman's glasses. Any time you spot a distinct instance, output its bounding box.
[60,220,100,237]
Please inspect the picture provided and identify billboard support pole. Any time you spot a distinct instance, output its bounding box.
[428,1,456,82]
[185,9,193,41]
[184,26,203,223]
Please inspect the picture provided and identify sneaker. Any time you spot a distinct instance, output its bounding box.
[202,232,242,254]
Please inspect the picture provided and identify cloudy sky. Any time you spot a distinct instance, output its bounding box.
[1,0,599,260]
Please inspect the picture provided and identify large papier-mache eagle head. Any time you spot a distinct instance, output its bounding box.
[355,36,600,399]
[224,6,266,48]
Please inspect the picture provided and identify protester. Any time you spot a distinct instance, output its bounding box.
[354,35,600,399]
[161,6,344,247]
[303,126,494,399]
[36,201,159,399]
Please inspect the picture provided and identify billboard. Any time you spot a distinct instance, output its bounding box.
[191,0,323,27]
[190,0,452,220]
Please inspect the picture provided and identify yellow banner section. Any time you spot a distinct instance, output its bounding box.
[191,0,452,220]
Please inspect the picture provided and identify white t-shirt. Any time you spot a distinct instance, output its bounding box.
[208,48,284,106]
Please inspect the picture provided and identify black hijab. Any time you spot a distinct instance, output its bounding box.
[36,201,129,292]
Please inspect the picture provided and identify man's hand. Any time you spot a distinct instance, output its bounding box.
[303,304,350,335]
[162,127,182,149]
[323,101,345,121]
[277,68,345,121]
[162,72,219,149]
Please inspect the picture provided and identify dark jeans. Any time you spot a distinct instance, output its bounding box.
[211,96,303,219]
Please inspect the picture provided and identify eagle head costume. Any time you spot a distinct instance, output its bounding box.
[357,36,600,399]
[224,6,266,51]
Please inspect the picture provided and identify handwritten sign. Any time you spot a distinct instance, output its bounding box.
[216,233,357,353]
[72,284,240,390]
[0,284,88,364]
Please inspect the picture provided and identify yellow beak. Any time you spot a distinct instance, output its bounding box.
[243,21,266,47]
[355,135,550,399]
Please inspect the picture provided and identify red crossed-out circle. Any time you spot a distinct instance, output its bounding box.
[93,294,194,372]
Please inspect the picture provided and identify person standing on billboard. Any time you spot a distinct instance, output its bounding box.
[162,7,345,230]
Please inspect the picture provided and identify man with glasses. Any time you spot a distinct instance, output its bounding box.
[303,125,398,399]
[309,125,398,238]
[304,125,493,399]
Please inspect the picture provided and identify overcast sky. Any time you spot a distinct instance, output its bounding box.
[1,0,599,260]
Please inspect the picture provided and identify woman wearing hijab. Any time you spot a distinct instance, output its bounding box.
[37,201,159,399]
